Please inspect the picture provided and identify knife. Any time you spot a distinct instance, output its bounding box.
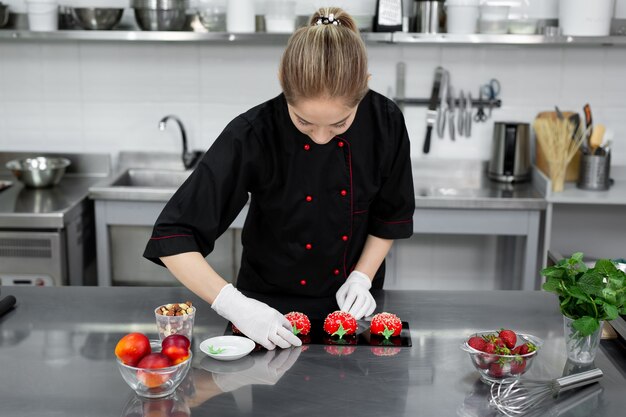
[0,295,17,318]
[583,103,593,149]
[423,67,444,154]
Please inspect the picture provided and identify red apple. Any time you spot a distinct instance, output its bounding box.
[136,353,173,388]
[115,333,151,366]
[161,334,191,365]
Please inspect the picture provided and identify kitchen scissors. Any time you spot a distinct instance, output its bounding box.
[481,78,501,119]
[474,89,487,123]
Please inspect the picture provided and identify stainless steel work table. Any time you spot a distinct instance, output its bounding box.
[1,286,624,417]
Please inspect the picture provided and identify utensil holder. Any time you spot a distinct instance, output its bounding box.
[577,152,611,191]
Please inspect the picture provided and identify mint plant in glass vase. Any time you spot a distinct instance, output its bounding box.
[541,253,626,363]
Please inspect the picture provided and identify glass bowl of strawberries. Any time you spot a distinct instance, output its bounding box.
[115,334,193,398]
[460,329,543,384]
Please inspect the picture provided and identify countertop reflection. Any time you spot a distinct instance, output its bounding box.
[0,287,624,417]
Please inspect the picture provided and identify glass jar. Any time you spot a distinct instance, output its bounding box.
[563,316,603,364]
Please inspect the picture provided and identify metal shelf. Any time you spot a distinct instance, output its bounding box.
[1,29,625,46]
[392,32,626,46]
[0,29,392,43]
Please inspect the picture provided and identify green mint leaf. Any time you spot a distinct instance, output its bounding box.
[541,266,565,278]
[595,259,617,276]
[208,345,225,355]
[292,324,301,335]
[572,316,600,337]
[571,252,584,263]
[543,278,562,293]
[568,286,589,302]
[579,271,604,296]
[603,304,619,321]
[602,288,617,305]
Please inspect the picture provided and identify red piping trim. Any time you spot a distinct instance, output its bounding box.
[150,234,193,240]
[373,217,412,225]
[353,209,368,215]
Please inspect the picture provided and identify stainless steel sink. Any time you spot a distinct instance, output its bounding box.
[89,168,192,202]
[111,168,191,188]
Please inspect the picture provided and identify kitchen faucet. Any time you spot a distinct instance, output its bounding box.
[158,115,202,170]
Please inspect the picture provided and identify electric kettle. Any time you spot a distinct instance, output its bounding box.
[488,122,531,183]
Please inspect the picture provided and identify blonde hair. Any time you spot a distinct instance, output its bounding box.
[279,7,369,107]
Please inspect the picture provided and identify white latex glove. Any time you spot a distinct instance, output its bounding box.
[335,270,376,319]
[211,284,302,350]
[213,347,302,393]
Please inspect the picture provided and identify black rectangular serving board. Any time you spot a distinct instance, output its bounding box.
[225,320,412,347]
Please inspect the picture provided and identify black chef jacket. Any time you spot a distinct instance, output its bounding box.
[144,90,415,297]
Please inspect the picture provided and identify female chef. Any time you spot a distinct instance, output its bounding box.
[144,7,415,350]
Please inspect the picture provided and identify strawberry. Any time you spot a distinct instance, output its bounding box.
[284,311,311,336]
[231,323,242,335]
[323,311,357,339]
[483,342,496,354]
[468,336,487,352]
[498,329,517,349]
[511,357,527,374]
[512,342,535,355]
[489,362,506,378]
[370,312,402,339]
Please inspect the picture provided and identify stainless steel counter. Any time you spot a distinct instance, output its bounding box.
[1,286,624,417]
[0,152,110,229]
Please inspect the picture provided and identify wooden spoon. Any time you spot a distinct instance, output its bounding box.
[589,124,605,154]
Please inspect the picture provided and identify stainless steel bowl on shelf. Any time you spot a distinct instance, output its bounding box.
[6,156,71,188]
[131,0,188,31]
[72,8,124,30]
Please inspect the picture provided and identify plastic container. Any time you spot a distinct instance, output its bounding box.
[265,0,296,33]
[445,0,479,34]
[478,5,510,34]
[26,0,58,31]
[559,0,615,36]
[227,0,255,32]
[155,305,196,342]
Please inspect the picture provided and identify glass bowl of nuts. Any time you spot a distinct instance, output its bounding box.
[155,302,196,342]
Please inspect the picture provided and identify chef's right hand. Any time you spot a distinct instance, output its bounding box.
[211,284,302,350]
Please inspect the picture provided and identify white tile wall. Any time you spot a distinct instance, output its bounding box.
[1,41,624,165]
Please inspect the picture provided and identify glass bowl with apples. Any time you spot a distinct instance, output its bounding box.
[115,333,193,398]
[460,329,543,384]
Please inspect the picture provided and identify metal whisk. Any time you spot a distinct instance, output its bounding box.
[489,368,603,416]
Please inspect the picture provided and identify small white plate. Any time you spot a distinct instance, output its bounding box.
[199,336,256,361]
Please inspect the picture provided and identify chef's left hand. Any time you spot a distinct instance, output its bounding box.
[335,270,376,319]
[212,347,302,393]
